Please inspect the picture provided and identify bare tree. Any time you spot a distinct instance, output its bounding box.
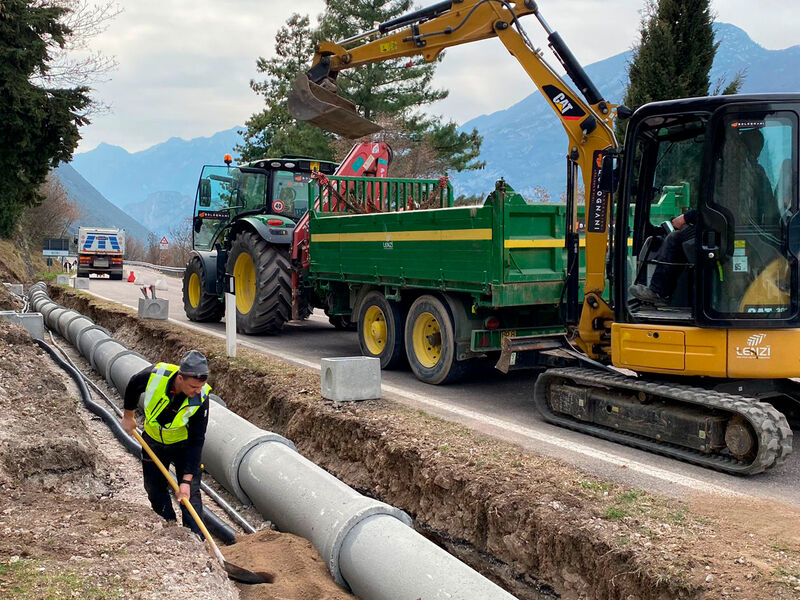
[32,0,122,116]
[145,232,160,265]
[124,237,146,261]
[21,175,82,248]
[167,218,193,267]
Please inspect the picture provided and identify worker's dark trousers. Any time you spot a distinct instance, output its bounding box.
[141,433,202,534]
[649,225,695,298]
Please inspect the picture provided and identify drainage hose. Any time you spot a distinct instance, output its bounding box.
[36,337,237,545]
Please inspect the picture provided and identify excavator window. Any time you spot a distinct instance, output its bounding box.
[705,112,797,319]
[625,114,706,320]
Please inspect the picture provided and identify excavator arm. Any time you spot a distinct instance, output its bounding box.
[289,0,619,356]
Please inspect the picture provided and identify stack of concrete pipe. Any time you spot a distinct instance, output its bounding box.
[27,283,518,600]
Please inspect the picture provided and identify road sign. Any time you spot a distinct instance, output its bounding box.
[159,236,169,249]
[43,237,70,256]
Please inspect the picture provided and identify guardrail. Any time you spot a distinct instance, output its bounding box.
[125,260,185,275]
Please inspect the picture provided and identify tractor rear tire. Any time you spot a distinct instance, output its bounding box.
[404,294,468,385]
[358,291,406,369]
[227,231,292,334]
[182,256,224,322]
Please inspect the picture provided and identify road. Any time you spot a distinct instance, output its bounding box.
[77,267,799,506]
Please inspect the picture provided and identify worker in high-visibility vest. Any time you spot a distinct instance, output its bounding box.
[121,350,210,534]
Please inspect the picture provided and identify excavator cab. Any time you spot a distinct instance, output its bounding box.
[617,97,799,331]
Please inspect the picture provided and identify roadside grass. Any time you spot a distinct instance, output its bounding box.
[0,559,122,600]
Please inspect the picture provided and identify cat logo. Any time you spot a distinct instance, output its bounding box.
[542,85,585,120]
[735,333,771,359]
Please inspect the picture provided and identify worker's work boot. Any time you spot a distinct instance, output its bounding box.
[628,284,668,307]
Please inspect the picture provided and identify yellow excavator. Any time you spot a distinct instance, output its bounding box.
[288,0,797,474]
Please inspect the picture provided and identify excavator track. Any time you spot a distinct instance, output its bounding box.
[534,368,793,475]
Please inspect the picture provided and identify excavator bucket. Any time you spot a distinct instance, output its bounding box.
[288,74,382,139]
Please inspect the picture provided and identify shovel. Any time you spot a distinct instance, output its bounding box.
[288,73,382,138]
[132,429,272,584]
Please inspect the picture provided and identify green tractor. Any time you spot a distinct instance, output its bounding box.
[183,155,338,334]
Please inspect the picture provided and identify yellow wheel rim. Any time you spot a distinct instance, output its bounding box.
[188,273,201,308]
[412,312,441,368]
[363,305,387,356]
[233,252,256,314]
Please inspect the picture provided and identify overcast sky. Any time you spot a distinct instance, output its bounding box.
[75,0,800,154]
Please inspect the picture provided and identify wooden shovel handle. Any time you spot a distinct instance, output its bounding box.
[131,429,225,562]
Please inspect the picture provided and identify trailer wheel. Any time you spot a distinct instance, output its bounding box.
[110,272,123,281]
[183,256,224,322]
[227,231,291,334]
[358,291,406,369]
[404,295,466,384]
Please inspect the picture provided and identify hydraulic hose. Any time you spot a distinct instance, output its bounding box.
[35,337,237,545]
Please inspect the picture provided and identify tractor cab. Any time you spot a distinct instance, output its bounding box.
[192,156,337,252]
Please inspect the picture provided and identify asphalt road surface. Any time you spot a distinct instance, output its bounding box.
[76,267,799,506]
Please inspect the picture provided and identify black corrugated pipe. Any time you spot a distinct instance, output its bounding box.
[35,338,237,545]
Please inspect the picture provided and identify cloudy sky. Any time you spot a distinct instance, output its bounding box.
[75,0,800,154]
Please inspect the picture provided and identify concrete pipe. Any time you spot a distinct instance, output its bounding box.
[202,404,296,505]
[90,338,128,383]
[76,325,111,359]
[107,351,151,395]
[236,440,412,587]
[46,307,69,330]
[66,316,95,346]
[57,311,83,338]
[340,514,517,600]
[38,301,60,323]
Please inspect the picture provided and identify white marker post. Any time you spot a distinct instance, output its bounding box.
[224,274,236,358]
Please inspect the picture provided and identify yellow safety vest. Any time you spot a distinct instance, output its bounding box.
[143,363,210,444]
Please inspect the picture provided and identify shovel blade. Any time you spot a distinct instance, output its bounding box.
[223,560,274,585]
[288,74,382,139]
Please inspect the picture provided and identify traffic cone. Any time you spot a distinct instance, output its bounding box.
[127,271,136,283]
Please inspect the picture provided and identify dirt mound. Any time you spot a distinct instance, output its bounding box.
[226,530,355,600]
[51,286,800,600]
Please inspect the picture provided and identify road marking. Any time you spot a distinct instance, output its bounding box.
[87,290,741,497]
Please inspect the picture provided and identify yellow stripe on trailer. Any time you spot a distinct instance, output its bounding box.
[503,238,634,248]
[312,228,493,243]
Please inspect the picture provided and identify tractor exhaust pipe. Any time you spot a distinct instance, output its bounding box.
[288,73,382,139]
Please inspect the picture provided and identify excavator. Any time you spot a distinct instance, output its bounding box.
[287,0,797,474]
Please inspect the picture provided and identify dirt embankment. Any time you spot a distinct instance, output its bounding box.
[48,285,800,600]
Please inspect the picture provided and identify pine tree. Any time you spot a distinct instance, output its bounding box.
[0,1,91,237]
[237,14,335,162]
[316,0,483,174]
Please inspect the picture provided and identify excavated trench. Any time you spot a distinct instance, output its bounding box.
[49,286,710,600]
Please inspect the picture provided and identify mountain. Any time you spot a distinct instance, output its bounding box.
[71,127,243,234]
[451,23,800,198]
[53,164,152,243]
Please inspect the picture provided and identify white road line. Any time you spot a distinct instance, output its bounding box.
[87,290,741,497]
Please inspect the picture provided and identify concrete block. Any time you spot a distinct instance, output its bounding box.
[0,311,45,340]
[138,298,168,320]
[3,283,23,296]
[154,278,169,291]
[73,277,90,290]
[321,356,381,402]
[56,274,70,285]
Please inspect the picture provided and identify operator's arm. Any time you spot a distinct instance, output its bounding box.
[121,367,153,434]
[671,209,698,230]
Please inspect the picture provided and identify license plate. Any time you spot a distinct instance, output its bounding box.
[93,258,108,267]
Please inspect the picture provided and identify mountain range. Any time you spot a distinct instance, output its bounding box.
[54,163,152,243]
[64,23,800,231]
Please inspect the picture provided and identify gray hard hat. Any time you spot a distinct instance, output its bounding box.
[179,350,209,379]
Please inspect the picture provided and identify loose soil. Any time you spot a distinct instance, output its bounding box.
[44,285,800,600]
[0,292,357,599]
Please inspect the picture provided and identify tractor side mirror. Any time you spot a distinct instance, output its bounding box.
[199,179,212,207]
[598,153,619,194]
[193,216,203,233]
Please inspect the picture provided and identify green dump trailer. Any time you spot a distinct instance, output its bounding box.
[305,175,688,384]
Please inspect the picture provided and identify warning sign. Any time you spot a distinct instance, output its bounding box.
[159,236,169,249]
